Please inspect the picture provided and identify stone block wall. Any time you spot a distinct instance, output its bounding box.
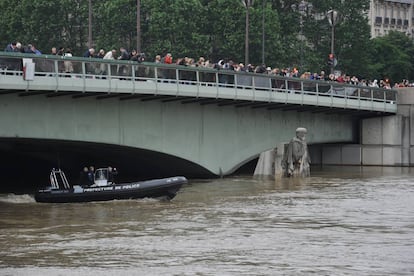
[310,88,414,166]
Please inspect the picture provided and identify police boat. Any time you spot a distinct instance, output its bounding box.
[35,168,187,203]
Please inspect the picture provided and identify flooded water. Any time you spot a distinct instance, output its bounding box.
[0,167,413,275]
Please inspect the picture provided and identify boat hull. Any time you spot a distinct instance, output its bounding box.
[35,176,187,203]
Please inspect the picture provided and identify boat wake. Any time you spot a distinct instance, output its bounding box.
[0,193,36,204]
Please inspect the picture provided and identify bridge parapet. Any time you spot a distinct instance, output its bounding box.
[0,52,396,114]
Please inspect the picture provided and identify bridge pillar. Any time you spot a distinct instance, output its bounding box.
[253,143,285,178]
[253,148,276,177]
[312,88,414,167]
[361,115,406,166]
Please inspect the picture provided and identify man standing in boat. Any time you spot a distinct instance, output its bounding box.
[79,166,90,187]
[108,166,118,184]
[87,166,95,186]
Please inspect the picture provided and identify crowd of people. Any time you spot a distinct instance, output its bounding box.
[3,41,413,89]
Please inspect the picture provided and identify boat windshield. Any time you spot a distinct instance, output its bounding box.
[95,168,108,181]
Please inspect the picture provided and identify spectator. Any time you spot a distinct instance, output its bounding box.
[96,49,105,59]
[83,48,95,58]
[155,55,162,63]
[29,44,42,55]
[118,47,130,78]
[130,49,145,63]
[163,53,173,64]
[350,76,359,85]
[197,57,206,67]
[100,49,116,76]
[63,48,74,75]
[4,42,17,52]
[118,47,129,60]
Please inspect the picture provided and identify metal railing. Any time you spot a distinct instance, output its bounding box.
[0,52,397,109]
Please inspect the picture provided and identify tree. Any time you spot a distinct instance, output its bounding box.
[140,0,210,59]
[248,1,282,67]
[289,0,372,75]
[1,0,412,84]
[94,0,138,52]
[0,0,89,54]
[367,31,414,82]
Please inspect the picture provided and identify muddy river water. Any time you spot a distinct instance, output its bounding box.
[0,166,413,275]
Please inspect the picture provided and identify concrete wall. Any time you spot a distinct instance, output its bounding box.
[311,88,414,167]
[309,144,362,165]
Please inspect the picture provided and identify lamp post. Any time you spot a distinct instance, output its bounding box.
[291,1,313,72]
[262,0,265,65]
[136,0,141,52]
[241,0,254,66]
[88,0,93,48]
[327,9,338,74]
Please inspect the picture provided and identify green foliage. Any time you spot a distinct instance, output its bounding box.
[367,31,414,82]
[142,0,210,59]
[94,0,137,51]
[249,2,282,66]
[0,0,413,82]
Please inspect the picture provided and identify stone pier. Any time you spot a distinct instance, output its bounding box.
[310,88,414,167]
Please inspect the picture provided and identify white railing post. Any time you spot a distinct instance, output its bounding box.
[131,64,136,93]
[81,61,86,92]
[216,72,219,98]
[196,69,200,97]
[176,68,180,96]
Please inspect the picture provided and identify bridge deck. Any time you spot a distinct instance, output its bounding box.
[0,52,397,115]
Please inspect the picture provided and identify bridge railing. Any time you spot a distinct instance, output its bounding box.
[0,52,397,105]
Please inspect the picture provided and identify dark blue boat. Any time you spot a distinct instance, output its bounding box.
[35,168,187,203]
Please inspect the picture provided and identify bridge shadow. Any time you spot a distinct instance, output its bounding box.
[0,138,214,193]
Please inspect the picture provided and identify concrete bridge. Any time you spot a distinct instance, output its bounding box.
[0,52,398,187]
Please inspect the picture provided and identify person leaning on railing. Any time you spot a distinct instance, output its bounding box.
[63,48,74,76]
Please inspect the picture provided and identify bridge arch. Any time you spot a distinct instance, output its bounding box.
[0,92,357,178]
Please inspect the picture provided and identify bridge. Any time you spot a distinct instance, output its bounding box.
[0,52,397,187]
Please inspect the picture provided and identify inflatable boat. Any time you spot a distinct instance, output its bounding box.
[35,168,187,203]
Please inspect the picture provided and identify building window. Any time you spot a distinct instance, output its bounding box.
[391,18,396,25]
[375,16,383,25]
[403,19,409,28]
[384,17,390,25]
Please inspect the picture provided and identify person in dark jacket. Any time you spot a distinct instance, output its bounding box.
[4,42,17,52]
[79,167,90,187]
[87,166,95,186]
[83,48,95,58]
[117,47,130,78]
[108,167,118,184]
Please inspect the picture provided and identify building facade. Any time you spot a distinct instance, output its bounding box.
[368,0,414,38]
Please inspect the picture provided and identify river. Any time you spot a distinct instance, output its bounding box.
[0,166,413,275]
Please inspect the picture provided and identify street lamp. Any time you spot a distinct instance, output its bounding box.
[262,0,265,65]
[241,0,254,66]
[327,9,338,74]
[291,1,313,72]
[137,0,141,52]
[88,0,93,48]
